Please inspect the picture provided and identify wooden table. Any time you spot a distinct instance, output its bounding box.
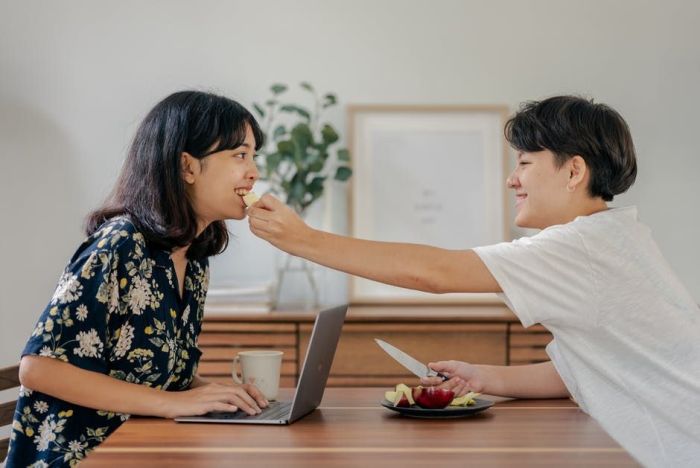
[84,388,638,467]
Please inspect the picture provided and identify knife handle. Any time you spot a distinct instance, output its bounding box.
[427,370,449,382]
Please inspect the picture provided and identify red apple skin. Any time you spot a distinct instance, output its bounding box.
[412,386,455,409]
[393,394,411,408]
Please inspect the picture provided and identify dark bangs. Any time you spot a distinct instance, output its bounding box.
[86,91,264,259]
[504,98,570,166]
[196,101,265,157]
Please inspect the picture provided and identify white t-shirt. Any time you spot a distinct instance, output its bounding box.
[474,206,700,467]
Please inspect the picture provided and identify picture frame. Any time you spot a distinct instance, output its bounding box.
[347,104,511,304]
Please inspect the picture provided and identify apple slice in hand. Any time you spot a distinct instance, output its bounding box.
[242,192,260,207]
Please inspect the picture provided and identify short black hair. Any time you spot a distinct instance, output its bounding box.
[86,90,264,259]
[505,95,637,201]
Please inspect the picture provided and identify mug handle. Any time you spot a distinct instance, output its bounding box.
[231,355,243,384]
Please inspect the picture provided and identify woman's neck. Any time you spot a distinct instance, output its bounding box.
[171,245,190,261]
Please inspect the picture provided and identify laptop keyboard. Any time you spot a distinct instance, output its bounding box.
[204,401,292,421]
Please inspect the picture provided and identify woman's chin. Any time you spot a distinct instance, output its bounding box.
[220,208,246,221]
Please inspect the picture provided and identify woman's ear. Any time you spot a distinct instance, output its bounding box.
[181,152,199,184]
[567,155,587,192]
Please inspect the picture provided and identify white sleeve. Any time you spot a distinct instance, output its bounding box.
[473,225,598,328]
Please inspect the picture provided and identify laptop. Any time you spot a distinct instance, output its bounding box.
[175,304,348,425]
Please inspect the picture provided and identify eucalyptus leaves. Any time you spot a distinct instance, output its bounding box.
[253,82,351,215]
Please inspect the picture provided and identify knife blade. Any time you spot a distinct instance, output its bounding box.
[374,339,448,381]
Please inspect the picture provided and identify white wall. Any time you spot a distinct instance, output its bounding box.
[1,0,698,366]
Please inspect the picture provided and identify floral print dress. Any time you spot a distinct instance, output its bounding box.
[6,216,209,467]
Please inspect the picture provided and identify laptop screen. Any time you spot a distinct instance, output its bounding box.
[288,304,348,422]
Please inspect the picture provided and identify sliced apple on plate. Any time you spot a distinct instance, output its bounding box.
[385,383,415,407]
[385,384,480,409]
[449,391,480,407]
[412,386,454,409]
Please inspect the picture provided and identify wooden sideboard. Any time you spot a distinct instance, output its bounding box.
[198,305,552,387]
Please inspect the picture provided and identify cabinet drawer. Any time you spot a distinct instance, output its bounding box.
[205,375,297,387]
[201,346,297,362]
[326,376,422,388]
[201,322,296,333]
[198,333,296,346]
[509,347,551,364]
[198,360,297,377]
[300,323,507,385]
[510,333,551,346]
[508,324,552,365]
[198,321,299,382]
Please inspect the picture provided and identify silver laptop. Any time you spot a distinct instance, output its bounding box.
[175,304,347,425]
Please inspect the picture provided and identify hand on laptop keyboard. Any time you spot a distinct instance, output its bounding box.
[162,382,269,418]
[205,402,288,420]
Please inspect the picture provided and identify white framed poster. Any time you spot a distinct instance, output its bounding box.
[348,105,511,304]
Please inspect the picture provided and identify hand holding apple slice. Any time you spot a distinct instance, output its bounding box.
[242,191,260,207]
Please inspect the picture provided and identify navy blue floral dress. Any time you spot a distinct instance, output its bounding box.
[7,216,209,467]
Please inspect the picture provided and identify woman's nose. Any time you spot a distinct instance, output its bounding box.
[247,160,259,181]
[506,172,518,189]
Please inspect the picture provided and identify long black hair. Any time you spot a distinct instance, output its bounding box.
[505,95,637,201]
[86,90,264,259]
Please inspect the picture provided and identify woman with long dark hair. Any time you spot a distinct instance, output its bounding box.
[7,91,268,467]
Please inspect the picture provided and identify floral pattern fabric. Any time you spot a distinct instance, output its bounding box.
[6,216,209,467]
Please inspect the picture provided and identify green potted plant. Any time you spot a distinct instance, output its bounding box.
[252,82,352,309]
[252,82,352,216]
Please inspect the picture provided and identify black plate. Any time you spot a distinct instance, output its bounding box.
[380,398,493,418]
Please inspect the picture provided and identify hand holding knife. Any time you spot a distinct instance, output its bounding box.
[374,339,449,382]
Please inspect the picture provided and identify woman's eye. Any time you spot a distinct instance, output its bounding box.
[518,161,530,166]
[234,153,246,160]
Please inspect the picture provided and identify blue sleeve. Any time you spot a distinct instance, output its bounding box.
[21,232,130,374]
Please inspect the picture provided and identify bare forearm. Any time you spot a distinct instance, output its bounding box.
[294,229,499,293]
[248,195,499,293]
[476,361,570,398]
[19,356,169,417]
[189,374,210,388]
[296,230,439,292]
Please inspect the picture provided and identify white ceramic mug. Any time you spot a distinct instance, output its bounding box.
[231,350,283,401]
